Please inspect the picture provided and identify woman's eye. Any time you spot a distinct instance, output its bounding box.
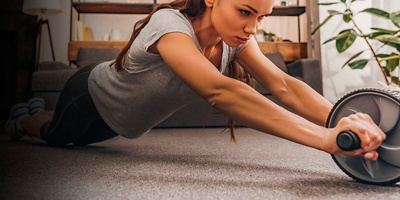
[240,10,251,16]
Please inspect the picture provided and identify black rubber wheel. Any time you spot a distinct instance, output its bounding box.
[326,88,400,185]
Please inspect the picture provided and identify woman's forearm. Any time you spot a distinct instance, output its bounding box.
[273,77,333,126]
[209,79,328,152]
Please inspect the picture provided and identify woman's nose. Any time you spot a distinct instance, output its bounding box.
[244,21,258,35]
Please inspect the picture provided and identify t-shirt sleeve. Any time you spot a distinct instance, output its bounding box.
[141,9,195,52]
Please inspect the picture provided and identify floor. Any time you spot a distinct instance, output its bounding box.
[1,127,399,200]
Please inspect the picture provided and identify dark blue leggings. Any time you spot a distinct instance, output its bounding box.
[40,63,118,147]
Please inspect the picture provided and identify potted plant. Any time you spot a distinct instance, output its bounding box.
[263,30,276,42]
[312,0,400,86]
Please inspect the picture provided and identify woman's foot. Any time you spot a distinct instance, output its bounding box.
[28,97,45,115]
[4,103,30,140]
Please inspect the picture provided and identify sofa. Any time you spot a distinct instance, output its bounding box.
[31,48,322,128]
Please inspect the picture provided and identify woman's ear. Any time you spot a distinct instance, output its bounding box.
[204,0,215,7]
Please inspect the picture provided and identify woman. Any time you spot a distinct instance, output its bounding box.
[5,0,384,160]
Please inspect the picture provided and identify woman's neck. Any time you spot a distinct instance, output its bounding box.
[188,11,221,54]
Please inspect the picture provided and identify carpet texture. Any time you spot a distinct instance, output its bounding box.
[1,128,399,200]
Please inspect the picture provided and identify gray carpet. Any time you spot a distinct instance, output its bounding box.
[1,128,399,200]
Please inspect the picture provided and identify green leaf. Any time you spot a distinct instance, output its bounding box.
[343,9,352,23]
[361,8,390,19]
[367,28,398,39]
[386,43,400,49]
[390,11,400,28]
[318,2,339,6]
[367,31,391,39]
[379,54,400,61]
[396,44,400,52]
[341,0,346,3]
[387,60,399,72]
[392,77,399,85]
[323,31,351,44]
[312,14,334,35]
[342,51,364,69]
[370,27,398,34]
[377,53,390,58]
[386,54,400,72]
[374,35,400,44]
[322,36,337,45]
[384,66,391,76]
[328,10,344,15]
[348,59,369,69]
[336,29,357,53]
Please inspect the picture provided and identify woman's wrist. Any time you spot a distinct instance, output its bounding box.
[320,127,340,154]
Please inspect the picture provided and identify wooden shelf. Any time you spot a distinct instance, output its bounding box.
[72,2,305,16]
[258,42,307,61]
[72,2,154,14]
[269,6,306,16]
[69,41,306,62]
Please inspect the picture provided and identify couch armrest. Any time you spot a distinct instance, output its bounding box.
[38,61,72,71]
[287,59,323,95]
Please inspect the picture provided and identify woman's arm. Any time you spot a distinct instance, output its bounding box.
[235,39,333,126]
[154,33,384,160]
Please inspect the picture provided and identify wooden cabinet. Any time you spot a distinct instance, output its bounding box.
[71,1,304,16]
[258,42,307,61]
[68,1,316,63]
[68,41,307,62]
[72,1,155,14]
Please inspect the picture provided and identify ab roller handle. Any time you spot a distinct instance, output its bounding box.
[337,131,361,151]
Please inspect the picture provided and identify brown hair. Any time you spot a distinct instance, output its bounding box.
[110,0,254,142]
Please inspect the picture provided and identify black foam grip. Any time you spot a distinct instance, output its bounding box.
[337,131,361,151]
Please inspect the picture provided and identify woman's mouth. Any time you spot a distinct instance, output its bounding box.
[236,37,249,44]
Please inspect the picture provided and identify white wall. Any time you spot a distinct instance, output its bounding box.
[39,0,70,63]
[318,0,399,102]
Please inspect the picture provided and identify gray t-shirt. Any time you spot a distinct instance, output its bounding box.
[88,9,247,138]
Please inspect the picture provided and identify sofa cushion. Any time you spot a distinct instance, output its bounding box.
[76,48,120,68]
[254,52,288,95]
[31,69,78,92]
[265,52,287,73]
[38,61,71,70]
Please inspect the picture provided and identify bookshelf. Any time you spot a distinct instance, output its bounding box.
[69,1,315,63]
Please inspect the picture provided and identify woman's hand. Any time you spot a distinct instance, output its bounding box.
[323,113,386,160]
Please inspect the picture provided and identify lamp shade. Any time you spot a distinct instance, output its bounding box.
[22,0,62,16]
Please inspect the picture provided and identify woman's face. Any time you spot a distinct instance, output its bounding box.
[208,0,274,47]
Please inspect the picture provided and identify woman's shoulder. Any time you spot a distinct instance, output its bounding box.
[151,8,188,23]
[146,8,194,36]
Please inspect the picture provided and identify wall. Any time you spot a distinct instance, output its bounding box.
[38,0,70,63]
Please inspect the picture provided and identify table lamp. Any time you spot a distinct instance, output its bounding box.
[22,0,62,69]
